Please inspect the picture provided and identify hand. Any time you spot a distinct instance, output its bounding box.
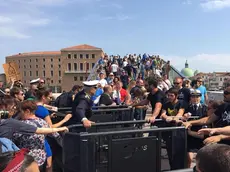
[183,113,191,120]
[203,135,222,145]
[52,106,58,112]
[148,116,156,123]
[198,128,216,136]
[64,114,72,122]
[83,119,95,128]
[50,113,57,118]
[59,126,69,132]
[166,117,173,123]
[182,122,192,129]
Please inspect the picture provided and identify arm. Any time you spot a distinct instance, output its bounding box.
[205,93,208,105]
[132,99,149,107]
[176,108,185,117]
[212,126,230,135]
[152,102,162,118]
[160,109,168,120]
[35,127,68,134]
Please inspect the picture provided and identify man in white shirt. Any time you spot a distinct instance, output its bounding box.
[111,62,119,76]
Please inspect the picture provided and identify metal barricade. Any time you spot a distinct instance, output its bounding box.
[63,120,188,172]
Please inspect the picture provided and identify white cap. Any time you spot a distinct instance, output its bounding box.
[190,89,202,96]
[83,80,99,87]
[30,78,40,84]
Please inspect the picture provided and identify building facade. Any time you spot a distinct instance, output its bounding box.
[5,44,103,92]
[195,72,230,91]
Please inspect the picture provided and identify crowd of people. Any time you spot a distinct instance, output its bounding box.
[1,53,230,172]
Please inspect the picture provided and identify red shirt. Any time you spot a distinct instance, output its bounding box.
[120,88,127,102]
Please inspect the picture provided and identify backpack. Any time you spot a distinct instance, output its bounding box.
[55,92,73,108]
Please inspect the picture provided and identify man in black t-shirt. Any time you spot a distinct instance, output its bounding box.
[133,76,166,122]
[160,88,186,170]
[99,85,116,106]
[173,77,190,104]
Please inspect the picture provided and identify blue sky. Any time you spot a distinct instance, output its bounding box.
[0,0,230,73]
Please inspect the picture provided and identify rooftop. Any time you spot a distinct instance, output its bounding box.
[61,44,102,51]
[8,51,61,57]
[6,44,102,57]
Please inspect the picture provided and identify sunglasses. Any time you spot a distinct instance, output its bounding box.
[173,82,180,85]
[224,91,230,95]
[197,80,203,82]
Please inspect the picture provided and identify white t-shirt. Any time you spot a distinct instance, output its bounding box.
[99,79,108,87]
[123,61,128,67]
[111,64,118,72]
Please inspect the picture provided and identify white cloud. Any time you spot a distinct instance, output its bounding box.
[25,18,51,26]
[100,3,123,9]
[0,27,30,39]
[0,16,12,23]
[200,0,230,10]
[163,54,230,72]
[84,13,130,21]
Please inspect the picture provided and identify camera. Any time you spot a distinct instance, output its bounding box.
[0,110,9,119]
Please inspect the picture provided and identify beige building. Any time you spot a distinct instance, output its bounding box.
[5,44,103,92]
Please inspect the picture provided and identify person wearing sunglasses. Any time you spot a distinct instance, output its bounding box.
[173,77,190,104]
[196,77,208,105]
[184,86,230,146]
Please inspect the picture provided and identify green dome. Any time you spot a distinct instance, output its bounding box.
[181,68,194,77]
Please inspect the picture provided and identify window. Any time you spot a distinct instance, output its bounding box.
[30,65,31,68]
[86,63,89,70]
[68,54,71,59]
[43,65,45,68]
[24,80,26,84]
[59,80,61,84]
[80,63,83,71]
[92,54,95,59]
[74,54,77,59]
[19,66,20,69]
[58,64,61,68]
[58,58,61,62]
[36,71,38,76]
[29,71,32,76]
[43,58,45,62]
[30,59,31,62]
[220,78,222,81]
[51,59,53,62]
[24,65,26,69]
[51,71,53,77]
[36,59,38,62]
[85,77,88,80]
[68,63,71,71]
[74,76,78,81]
[43,71,45,77]
[74,63,77,71]
[36,65,38,68]
[51,64,53,68]
[51,80,53,84]
[80,54,83,59]
[86,54,89,59]
[24,59,26,62]
[92,63,95,69]
[24,71,26,77]
[18,60,20,63]
[80,76,83,81]
[59,71,61,77]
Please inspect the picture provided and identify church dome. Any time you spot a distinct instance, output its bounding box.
[181,60,194,77]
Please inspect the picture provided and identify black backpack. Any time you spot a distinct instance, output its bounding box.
[55,92,73,108]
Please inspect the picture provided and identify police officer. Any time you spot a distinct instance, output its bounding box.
[69,80,98,128]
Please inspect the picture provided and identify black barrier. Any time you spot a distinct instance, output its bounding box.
[57,105,129,113]
[63,122,187,172]
[54,107,134,123]
[167,169,193,172]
